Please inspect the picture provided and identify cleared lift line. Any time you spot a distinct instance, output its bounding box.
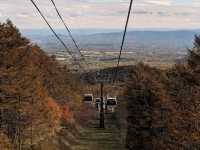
[29,0,84,70]
[49,0,85,59]
[29,0,134,130]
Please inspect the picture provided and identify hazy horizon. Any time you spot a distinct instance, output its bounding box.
[20,27,200,35]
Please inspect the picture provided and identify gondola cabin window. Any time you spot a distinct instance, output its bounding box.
[106,98,117,106]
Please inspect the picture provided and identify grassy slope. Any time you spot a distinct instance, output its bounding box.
[73,111,127,150]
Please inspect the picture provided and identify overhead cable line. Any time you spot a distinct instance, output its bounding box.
[96,0,134,128]
[114,0,133,81]
[29,0,83,70]
[49,0,85,59]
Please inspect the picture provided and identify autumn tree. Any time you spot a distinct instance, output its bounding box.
[0,20,82,150]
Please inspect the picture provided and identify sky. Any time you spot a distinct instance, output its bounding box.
[0,0,200,29]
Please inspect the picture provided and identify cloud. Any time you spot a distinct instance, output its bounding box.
[145,0,172,6]
[192,0,200,6]
[0,0,200,29]
[134,10,153,15]
[16,12,30,18]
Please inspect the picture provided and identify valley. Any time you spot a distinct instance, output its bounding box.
[22,29,199,70]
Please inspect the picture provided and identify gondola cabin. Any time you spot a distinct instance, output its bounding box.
[95,98,106,111]
[83,94,94,104]
[106,97,117,112]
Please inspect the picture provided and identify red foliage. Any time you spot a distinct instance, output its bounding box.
[62,104,73,121]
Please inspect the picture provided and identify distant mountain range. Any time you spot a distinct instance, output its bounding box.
[21,29,200,54]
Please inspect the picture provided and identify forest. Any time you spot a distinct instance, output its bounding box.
[0,20,83,150]
[1,19,200,150]
[125,35,200,149]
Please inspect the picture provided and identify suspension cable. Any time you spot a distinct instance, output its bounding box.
[114,0,133,82]
[50,0,85,59]
[29,0,83,70]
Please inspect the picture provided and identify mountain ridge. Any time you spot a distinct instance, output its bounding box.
[21,30,200,54]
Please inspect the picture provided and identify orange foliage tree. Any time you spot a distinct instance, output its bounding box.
[47,97,62,126]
